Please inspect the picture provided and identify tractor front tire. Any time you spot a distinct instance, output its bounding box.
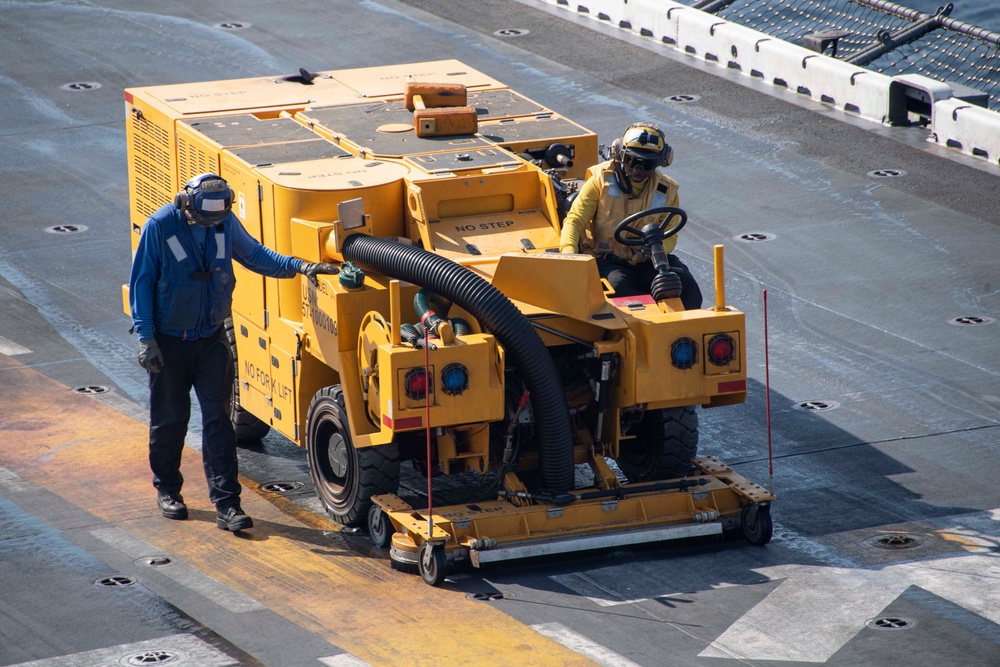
[306,385,399,527]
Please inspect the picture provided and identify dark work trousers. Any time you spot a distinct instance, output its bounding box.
[148,327,241,510]
[597,254,703,310]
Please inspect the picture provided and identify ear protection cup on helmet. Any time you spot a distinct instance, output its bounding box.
[609,137,623,161]
[661,143,674,167]
[174,189,190,210]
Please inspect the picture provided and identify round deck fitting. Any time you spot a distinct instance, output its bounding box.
[734,232,776,242]
[121,649,184,665]
[61,82,101,91]
[46,224,88,234]
[136,556,172,567]
[665,94,700,103]
[95,575,137,587]
[866,616,915,630]
[72,385,109,395]
[865,533,923,549]
[792,400,839,411]
[949,315,994,326]
[259,481,304,494]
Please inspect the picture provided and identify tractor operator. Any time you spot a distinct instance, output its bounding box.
[129,173,337,532]
[559,122,702,310]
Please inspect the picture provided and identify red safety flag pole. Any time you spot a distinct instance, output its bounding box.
[763,289,774,495]
[424,334,434,534]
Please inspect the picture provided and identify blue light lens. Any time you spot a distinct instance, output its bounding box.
[671,338,697,369]
[441,363,469,396]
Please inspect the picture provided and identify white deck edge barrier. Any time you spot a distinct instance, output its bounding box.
[531,0,1000,166]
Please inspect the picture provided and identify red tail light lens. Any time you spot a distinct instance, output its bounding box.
[707,334,736,366]
[404,368,431,399]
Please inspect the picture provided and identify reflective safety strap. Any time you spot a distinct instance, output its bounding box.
[650,188,668,209]
[215,232,225,259]
[605,173,622,198]
[166,235,187,262]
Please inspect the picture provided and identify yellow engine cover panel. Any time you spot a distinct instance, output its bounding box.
[327,59,504,99]
[131,74,358,117]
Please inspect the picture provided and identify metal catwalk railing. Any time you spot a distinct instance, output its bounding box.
[685,0,1000,110]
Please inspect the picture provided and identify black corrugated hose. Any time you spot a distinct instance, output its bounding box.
[341,233,574,492]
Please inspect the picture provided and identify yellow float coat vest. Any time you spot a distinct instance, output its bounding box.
[578,161,680,264]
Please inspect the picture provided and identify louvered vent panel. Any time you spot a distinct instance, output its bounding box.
[177,135,218,184]
[130,113,172,220]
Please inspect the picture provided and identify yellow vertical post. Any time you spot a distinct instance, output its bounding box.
[389,279,401,346]
[714,244,726,311]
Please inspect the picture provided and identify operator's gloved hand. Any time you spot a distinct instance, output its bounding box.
[299,262,340,285]
[137,338,164,373]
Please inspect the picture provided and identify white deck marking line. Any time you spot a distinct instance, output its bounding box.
[7,633,236,667]
[0,466,34,492]
[532,622,643,667]
[700,551,1000,662]
[319,655,373,666]
[0,335,31,355]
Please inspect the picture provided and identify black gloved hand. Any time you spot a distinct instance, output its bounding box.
[138,338,164,373]
[299,262,340,285]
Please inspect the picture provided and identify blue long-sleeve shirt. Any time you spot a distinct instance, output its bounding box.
[130,205,304,340]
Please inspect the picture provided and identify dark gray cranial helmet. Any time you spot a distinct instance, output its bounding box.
[174,173,234,227]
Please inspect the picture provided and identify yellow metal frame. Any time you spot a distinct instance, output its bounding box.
[375,457,774,565]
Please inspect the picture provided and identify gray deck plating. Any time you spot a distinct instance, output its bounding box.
[1,0,998,665]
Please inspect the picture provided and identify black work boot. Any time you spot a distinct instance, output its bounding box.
[216,505,253,532]
[157,492,188,520]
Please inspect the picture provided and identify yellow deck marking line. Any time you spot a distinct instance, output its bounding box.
[935,529,993,550]
[0,358,595,666]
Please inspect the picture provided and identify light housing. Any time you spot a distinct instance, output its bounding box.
[707,333,736,366]
[441,363,469,396]
[670,337,698,369]
[404,367,431,400]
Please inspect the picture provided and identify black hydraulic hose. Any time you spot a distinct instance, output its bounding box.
[341,234,574,492]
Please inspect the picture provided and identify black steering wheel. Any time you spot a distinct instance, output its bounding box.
[613,206,688,247]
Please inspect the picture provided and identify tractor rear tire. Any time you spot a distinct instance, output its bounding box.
[616,406,698,482]
[224,318,271,443]
[306,385,399,527]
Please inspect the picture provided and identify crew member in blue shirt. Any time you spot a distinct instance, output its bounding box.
[129,173,337,532]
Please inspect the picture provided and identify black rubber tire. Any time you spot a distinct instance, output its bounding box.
[616,406,698,482]
[224,318,271,443]
[418,542,446,586]
[306,385,399,527]
[742,504,773,546]
[367,504,393,548]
